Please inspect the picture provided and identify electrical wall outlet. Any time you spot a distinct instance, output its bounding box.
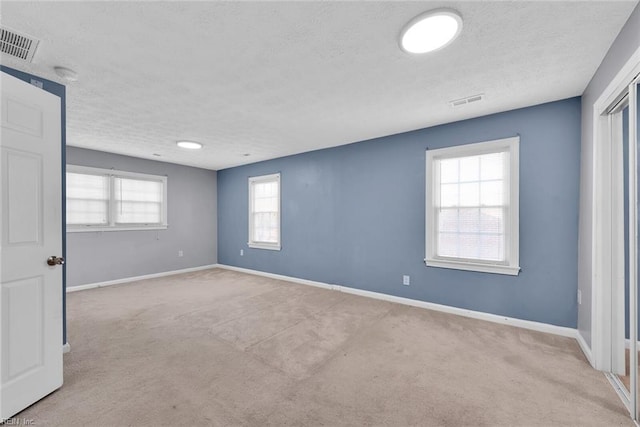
[240,249,244,256]
[402,275,410,286]
[178,250,183,257]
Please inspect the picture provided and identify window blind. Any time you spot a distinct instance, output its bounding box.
[114,177,164,224]
[435,151,508,262]
[66,172,109,225]
[251,180,279,243]
[66,165,167,231]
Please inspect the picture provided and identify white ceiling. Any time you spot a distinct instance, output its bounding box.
[1,1,637,170]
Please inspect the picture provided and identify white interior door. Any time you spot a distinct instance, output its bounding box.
[0,71,63,419]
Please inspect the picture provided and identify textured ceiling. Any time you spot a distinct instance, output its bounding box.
[1,1,637,170]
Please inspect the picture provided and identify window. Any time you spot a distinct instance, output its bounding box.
[248,173,280,250]
[66,171,109,226]
[425,136,520,275]
[66,165,167,232]
[114,177,164,224]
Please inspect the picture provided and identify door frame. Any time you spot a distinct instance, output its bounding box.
[591,45,640,418]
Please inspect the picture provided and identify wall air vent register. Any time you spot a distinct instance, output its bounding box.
[449,93,485,108]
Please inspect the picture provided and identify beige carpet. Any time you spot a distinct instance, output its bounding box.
[16,268,631,426]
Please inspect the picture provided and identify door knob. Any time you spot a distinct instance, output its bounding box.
[46,256,65,266]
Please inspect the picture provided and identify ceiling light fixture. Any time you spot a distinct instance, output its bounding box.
[176,141,202,150]
[400,9,463,54]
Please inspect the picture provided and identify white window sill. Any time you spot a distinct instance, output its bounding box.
[67,225,168,233]
[425,258,520,276]
[248,242,281,251]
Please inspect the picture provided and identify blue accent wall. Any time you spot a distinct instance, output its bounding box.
[218,97,581,328]
[1,66,67,344]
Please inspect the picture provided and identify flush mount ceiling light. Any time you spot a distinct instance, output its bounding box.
[400,9,463,54]
[176,140,202,150]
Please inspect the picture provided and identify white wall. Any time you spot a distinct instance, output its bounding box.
[578,2,640,348]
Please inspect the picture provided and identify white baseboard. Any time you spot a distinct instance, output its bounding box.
[66,264,219,293]
[63,342,70,354]
[218,264,335,291]
[216,264,577,339]
[577,331,594,367]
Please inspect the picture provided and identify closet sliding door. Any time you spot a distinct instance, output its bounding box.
[607,74,640,420]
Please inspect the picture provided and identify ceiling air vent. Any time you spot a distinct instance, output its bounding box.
[449,93,484,108]
[0,27,39,62]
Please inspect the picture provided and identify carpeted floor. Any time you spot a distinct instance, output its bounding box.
[16,268,632,426]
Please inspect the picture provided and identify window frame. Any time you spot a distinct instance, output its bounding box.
[66,165,168,232]
[248,173,281,251]
[425,136,520,276]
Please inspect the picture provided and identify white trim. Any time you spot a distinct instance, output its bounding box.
[216,264,576,338]
[597,46,640,116]
[66,264,219,292]
[612,108,627,376]
[247,242,281,251]
[67,225,168,233]
[425,136,520,276]
[577,331,595,367]
[629,78,638,418]
[62,343,70,354]
[425,259,520,276]
[591,45,640,372]
[591,103,615,371]
[217,264,335,291]
[248,173,281,251]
